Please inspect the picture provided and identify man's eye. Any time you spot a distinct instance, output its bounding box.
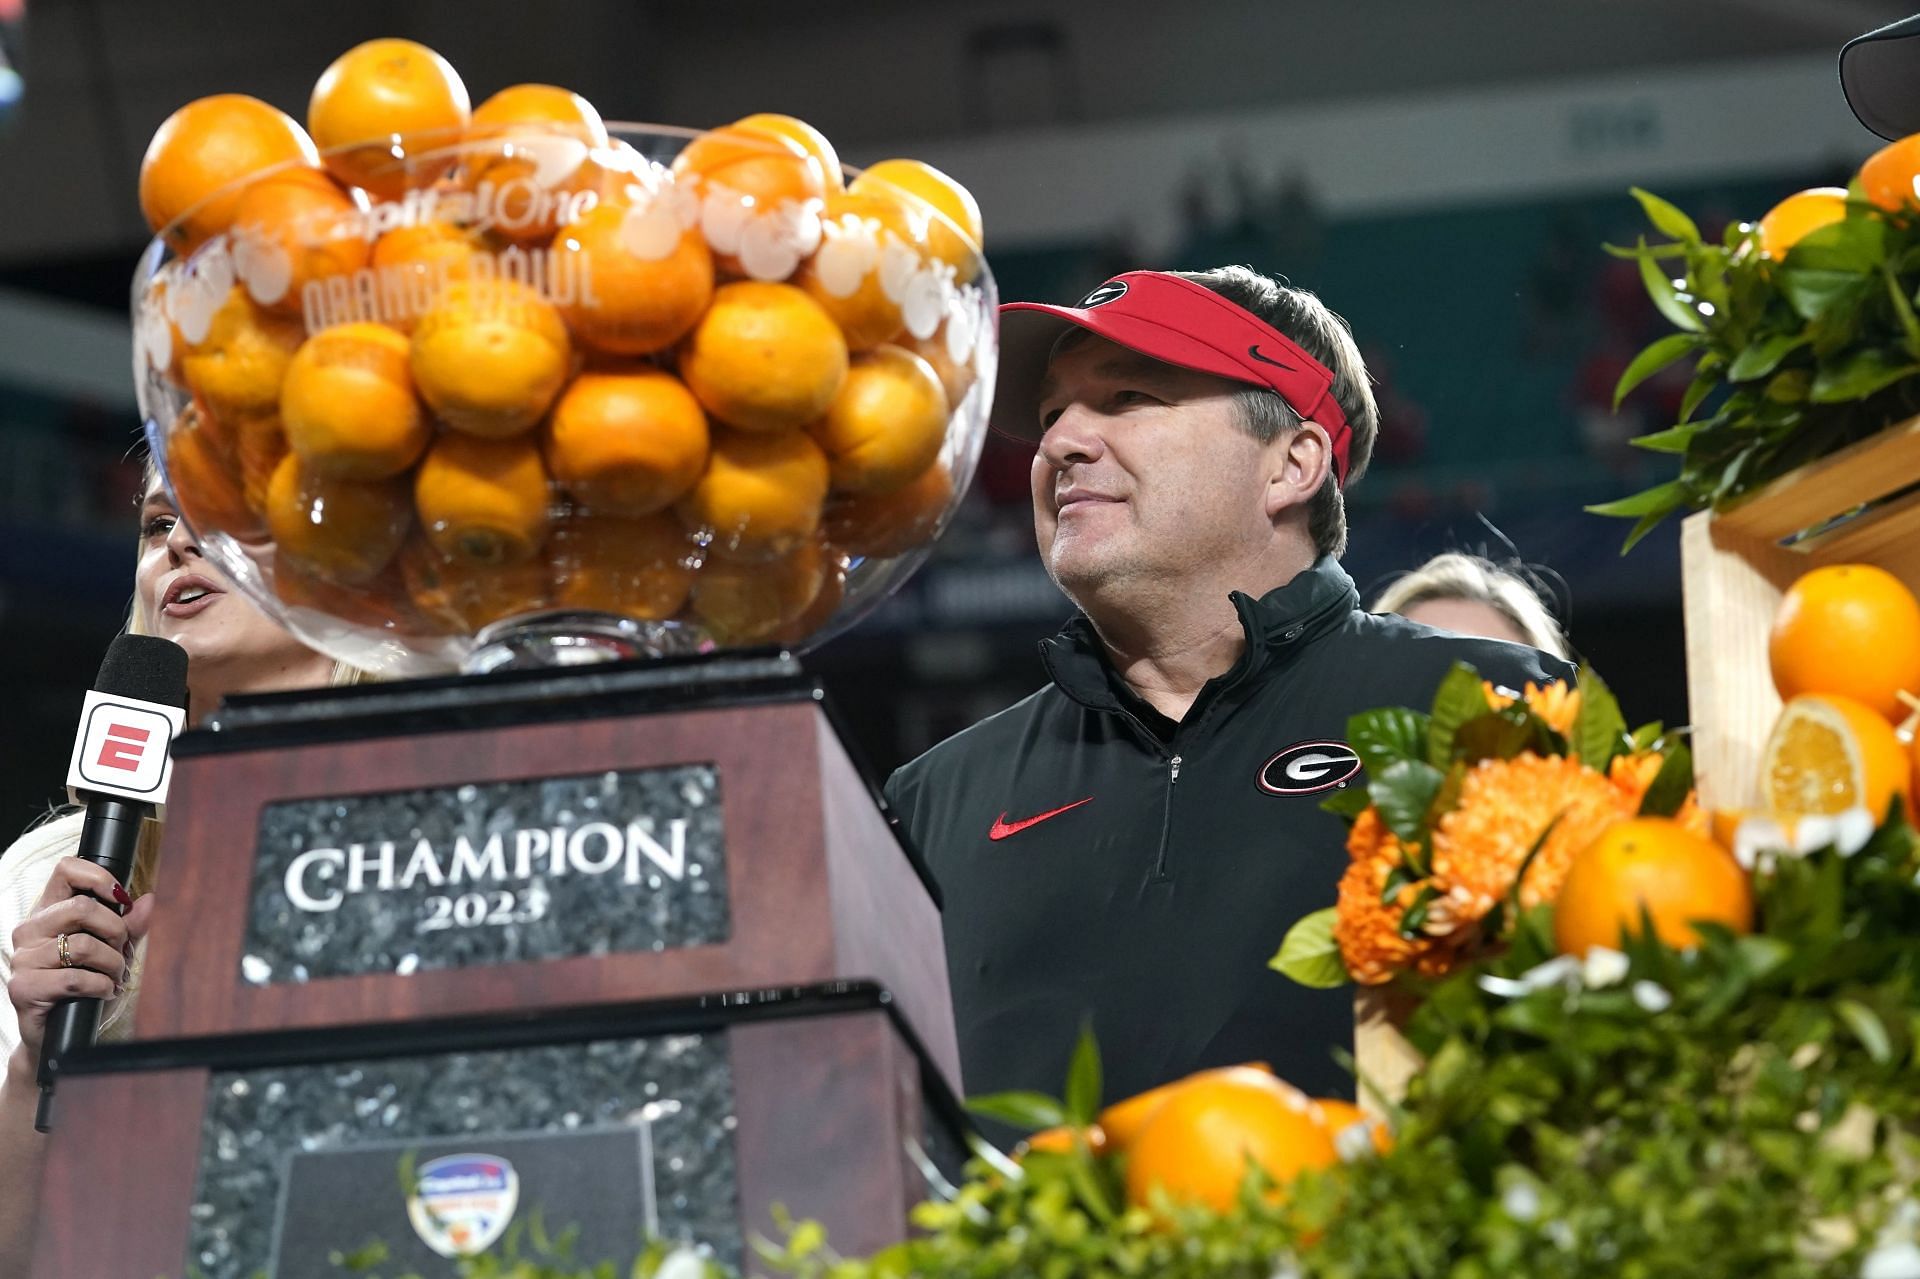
[142,514,177,539]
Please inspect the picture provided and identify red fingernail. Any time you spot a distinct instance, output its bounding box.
[112,885,132,909]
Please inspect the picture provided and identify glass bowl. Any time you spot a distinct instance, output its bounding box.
[133,122,995,675]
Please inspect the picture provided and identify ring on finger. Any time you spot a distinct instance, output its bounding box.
[56,933,74,969]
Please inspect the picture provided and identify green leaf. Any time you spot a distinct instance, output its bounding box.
[1630,721,1666,752]
[1836,999,1894,1064]
[1348,706,1430,779]
[1319,785,1372,819]
[1629,422,1703,454]
[1613,333,1701,408]
[1784,212,1888,272]
[1636,741,1693,817]
[1398,884,1439,937]
[1381,863,1413,905]
[1678,363,1721,423]
[1374,759,1445,843]
[1726,332,1809,382]
[1269,907,1348,988]
[1884,263,1920,360]
[1587,479,1690,519]
[1425,662,1492,766]
[1570,666,1628,771]
[966,1091,1065,1132]
[1779,268,1870,322]
[1063,1022,1102,1127]
[1631,187,1701,244]
[1636,245,1704,333]
[1810,347,1920,403]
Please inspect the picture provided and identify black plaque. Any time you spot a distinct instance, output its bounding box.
[240,765,730,983]
[189,1033,742,1279]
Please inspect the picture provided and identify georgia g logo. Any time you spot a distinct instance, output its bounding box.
[1078,279,1128,308]
[1258,741,1362,796]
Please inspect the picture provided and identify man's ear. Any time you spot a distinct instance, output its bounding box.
[1265,422,1333,519]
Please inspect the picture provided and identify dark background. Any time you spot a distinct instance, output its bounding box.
[0,0,1904,832]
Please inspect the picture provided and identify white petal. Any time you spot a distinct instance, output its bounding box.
[1517,954,1583,993]
[1862,1242,1920,1279]
[1582,946,1630,988]
[1734,818,1789,872]
[1793,815,1838,855]
[1834,807,1877,856]
[1333,1121,1375,1162]
[1631,980,1673,1013]
[1501,1181,1542,1222]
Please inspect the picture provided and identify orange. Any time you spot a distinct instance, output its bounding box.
[672,124,827,212]
[676,428,830,561]
[264,453,411,585]
[1310,1098,1393,1157]
[400,535,550,631]
[1014,1124,1108,1160]
[1770,564,1920,722]
[733,113,844,192]
[690,539,830,644]
[770,549,849,647]
[230,166,370,316]
[139,94,321,250]
[1553,816,1754,956]
[679,281,848,432]
[465,84,608,244]
[550,510,696,620]
[1123,1072,1337,1214]
[543,368,710,516]
[1762,693,1912,824]
[1859,133,1920,214]
[822,462,952,559]
[1097,1063,1275,1153]
[166,404,263,542]
[281,322,429,479]
[276,557,446,635]
[905,321,979,410]
[179,287,307,424]
[369,219,483,330]
[552,200,715,356]
[410,279,573,437]
[413,431,553,567]
[234,415,290,518]
[798,190,925,350]
[1755,188,1849,259]
[308,38,471,200]
[808,345,949,494]
[850,158,982,280]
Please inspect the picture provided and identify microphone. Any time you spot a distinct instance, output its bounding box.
[35,633,189,1130]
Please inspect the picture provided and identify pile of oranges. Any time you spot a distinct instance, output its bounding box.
[137,38,989,652]
[1757,132,1920,257]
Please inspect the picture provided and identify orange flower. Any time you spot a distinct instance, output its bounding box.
[1333,810,1467,985]
[1481,679,1582,736]
[1608,751,1710,838]
[1430,752,1636,920]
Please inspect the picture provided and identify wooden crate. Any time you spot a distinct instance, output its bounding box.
[1682,415,1920,812]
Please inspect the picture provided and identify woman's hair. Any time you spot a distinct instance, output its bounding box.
[1372,551,1571,661]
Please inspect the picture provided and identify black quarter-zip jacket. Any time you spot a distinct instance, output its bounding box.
[884,557,1576,1106]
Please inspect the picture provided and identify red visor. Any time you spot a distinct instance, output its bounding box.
[991,271,1353,485]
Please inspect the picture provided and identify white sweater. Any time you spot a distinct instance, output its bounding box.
[0,811,137,1062]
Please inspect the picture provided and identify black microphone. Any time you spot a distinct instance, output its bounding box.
[34,633,189,1131]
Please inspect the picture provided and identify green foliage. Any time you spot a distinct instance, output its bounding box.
[1595,190,1920,549]
[759,815,1920,1279]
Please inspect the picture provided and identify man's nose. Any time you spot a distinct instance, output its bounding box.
[1038,404,1106,469]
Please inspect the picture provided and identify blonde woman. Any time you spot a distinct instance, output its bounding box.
[0,466,364,1273]
[1372,551,1571,661]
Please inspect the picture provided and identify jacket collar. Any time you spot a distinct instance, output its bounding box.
[1040,556,1362,714]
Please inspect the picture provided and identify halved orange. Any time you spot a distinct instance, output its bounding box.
[1761,693,1912,824]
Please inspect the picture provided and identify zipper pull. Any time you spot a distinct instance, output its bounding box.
[1169,755,1182,783]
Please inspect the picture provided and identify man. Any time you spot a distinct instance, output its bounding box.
[885,266,1574,1107]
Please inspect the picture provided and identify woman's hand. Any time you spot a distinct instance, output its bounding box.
[6,858,152,1065]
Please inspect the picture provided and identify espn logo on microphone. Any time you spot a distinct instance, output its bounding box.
[65,691,187,803]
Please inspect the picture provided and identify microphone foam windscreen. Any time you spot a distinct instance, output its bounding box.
[93,633,189,710]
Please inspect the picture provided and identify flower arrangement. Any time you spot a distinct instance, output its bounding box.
[1273,663,1699,990]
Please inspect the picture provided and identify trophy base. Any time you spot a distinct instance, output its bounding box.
[467,611,714,673]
